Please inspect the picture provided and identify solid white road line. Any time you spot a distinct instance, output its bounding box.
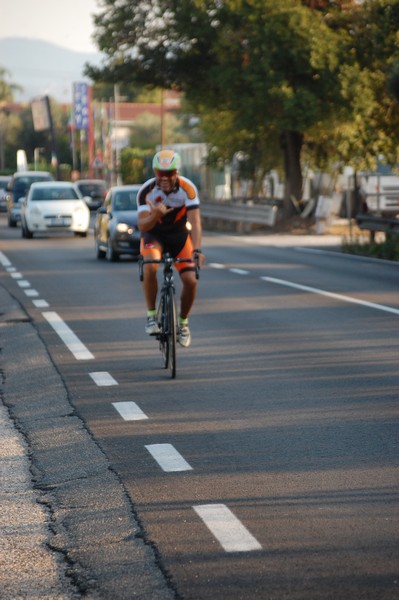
[262,276,399,316]
[90,372,118,386]
[112,401,148,421]
[193,504,262,552]
[145,443,193,472]
[42,311,94,360]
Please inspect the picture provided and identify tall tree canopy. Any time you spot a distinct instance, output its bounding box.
[86,0,399,212]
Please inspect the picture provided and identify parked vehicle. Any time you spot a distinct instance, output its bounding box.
[359,172,399,217]
[94,185,141,261]
[0,175,11,212]
[20,181,90,238]
[75,179,107,210]
[6,170,54,226]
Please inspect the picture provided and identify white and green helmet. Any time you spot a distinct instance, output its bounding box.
[152,149,181,172]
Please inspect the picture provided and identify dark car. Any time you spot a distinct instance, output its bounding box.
[75,179,107,210]
[6,170,54,226]
[94,185,141,261]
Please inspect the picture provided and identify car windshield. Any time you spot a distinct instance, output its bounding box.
[31,186,79,201]
[13,175,54,200]
[112,190,138,211]
[78,183,106,197]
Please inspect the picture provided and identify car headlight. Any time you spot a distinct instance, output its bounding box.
[74,207,88,223]
[30,206,41,217]
[116,222,134,234]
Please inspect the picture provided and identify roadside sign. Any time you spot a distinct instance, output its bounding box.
[73,82,89,130]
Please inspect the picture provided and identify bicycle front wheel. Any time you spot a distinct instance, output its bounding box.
[166,286,177,378]
[158,294,169,370]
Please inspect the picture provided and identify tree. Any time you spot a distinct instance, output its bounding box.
[0,67,22,102]
[87,0,355,215]
[17,100,72,170]
[286,0,399,180]
[92,81,162,103]
[0,67,24,171]
[87,1,399,214]
[348,0,399,169]
[120,147,153,183]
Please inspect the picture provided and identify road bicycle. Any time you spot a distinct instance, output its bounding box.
[138,252,200,378]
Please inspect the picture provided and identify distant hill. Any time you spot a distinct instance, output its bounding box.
[0,37,103,103]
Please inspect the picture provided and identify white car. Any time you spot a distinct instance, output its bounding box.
[20,181,90,238]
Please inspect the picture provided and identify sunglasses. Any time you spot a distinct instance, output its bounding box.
[155,170,177,178]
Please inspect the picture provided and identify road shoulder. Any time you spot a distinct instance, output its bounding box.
[0,283,174,599]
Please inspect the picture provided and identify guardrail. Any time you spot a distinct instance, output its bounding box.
[356,213,399,242]
[200,198,280,233]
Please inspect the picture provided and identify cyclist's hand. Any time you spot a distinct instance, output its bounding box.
[193,250,206,267]
[147,199,173,218]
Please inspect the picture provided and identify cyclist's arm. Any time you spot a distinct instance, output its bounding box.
[187,207,204,264]
[138,200,173,232]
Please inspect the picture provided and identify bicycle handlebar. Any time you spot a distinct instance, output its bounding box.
[138,252,200,281]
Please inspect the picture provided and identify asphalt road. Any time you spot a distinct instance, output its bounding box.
[0,214,398,599]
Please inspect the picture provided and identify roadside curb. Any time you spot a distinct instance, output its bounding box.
[0,283,174,599]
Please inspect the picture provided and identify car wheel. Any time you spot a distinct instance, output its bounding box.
[106,238,119,262]
[21,221,33,238]
[8,215,16,227]
[95,238,106,259]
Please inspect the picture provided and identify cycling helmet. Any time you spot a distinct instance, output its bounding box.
[152,149,181,172]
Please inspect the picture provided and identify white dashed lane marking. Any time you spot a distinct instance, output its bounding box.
[193,504,262,552]
[42,311,94,360]
[0,250,265,555]
[0,252,11,267]
[90,372,118,386]
[230,268,249,275]
[24,289,39,297]
[33,299,49,308]
[112,401,148,421]
[145,443,193,472]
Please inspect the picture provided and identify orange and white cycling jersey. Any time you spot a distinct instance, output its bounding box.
[137,175,200,233]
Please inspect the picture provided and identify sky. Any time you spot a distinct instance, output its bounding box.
[1,0,99,53]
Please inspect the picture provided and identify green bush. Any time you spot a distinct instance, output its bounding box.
[120,148,153,184]
[342,233,399,261]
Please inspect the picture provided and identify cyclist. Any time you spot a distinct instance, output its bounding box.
[137,149,204,347]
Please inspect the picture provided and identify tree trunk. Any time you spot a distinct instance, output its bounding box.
[281,130,304,219]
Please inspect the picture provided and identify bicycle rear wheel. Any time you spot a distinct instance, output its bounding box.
[166,286,177,378]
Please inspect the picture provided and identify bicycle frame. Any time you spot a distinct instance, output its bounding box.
[139,252,200,378]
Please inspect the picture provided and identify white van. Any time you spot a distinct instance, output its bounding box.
[359,172,399,216]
